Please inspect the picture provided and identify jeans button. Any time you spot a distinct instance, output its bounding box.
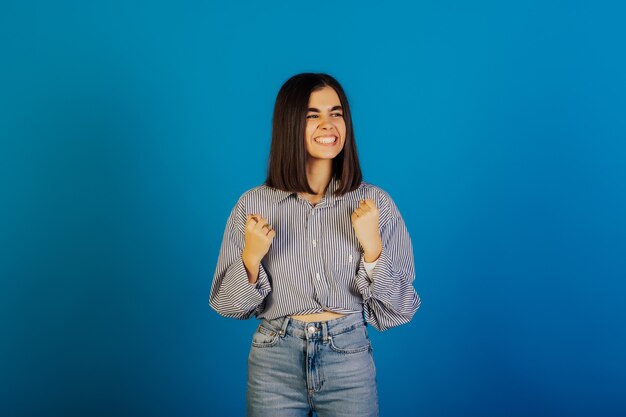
[307,325,316,334]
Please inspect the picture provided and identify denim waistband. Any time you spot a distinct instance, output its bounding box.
[260,312,366,341]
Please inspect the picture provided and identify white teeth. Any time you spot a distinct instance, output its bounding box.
[314,136,337,144]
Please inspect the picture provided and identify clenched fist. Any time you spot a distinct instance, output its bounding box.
[351,199,383,263]
[242,214,276,284]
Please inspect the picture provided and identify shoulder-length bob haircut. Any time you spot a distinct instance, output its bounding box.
[264,72,362,196]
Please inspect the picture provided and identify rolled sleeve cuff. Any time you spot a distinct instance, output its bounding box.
[223,254,271,311]
[355,246,395,300]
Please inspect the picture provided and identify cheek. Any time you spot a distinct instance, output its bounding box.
[339,120,347,133]
[305,124,316,139]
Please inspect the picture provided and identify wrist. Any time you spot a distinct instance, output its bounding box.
[363,248,381,263]
[242,247,260,265]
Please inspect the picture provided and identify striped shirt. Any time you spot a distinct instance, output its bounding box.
[208,176,421,331]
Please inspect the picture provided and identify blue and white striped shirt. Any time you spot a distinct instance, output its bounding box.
[209,176,421,331]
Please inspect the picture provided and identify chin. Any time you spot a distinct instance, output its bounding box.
[316,154,341,160]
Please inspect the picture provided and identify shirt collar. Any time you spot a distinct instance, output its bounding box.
[266,176,360,207]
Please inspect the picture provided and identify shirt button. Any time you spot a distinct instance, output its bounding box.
[312,239,317,248]
[308,325,316,334]
[316,273,320,281]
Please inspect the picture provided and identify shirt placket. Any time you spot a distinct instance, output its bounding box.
[305,202,329,310]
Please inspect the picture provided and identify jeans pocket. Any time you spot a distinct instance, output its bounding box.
[329,324,371,354]
[251,324,280,348]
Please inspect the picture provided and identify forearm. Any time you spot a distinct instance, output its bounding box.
[242,248,260,284]
[362,239,382,263]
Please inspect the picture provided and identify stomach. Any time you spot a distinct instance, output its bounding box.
[289,310,346,322]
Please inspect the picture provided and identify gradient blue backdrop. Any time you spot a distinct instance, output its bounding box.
[1,1,625,416]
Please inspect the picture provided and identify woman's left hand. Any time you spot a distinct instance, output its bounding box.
[351,199,383,262]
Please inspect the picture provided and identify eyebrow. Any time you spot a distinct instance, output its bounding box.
[307,105,343,113]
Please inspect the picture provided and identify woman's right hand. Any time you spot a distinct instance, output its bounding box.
[242,214,276,265]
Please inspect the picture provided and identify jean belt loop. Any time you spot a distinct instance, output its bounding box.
[279,316,290,337]
[322,321,329,343]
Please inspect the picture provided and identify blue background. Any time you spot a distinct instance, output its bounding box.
[1,1,625,416]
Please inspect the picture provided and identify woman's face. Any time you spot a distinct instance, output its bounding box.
[304,86,347,161]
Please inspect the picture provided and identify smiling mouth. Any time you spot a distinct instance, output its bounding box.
[314,135,338,144]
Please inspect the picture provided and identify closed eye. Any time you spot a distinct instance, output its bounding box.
[307,113,343,119]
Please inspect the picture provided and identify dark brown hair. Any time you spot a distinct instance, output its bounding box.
[264,73,363,196]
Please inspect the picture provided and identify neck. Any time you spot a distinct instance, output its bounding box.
[305,159,333,195]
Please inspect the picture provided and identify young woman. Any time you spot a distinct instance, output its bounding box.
[209,73,421,416]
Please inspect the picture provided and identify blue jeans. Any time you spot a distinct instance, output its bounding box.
[246,312,379,417]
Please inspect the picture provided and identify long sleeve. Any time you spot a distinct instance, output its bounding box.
[354,194,421,331]
[208,198,272,319]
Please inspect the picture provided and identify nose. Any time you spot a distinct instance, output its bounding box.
[319,116,334,129]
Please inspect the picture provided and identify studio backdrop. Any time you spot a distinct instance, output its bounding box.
[1,1,625,416]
